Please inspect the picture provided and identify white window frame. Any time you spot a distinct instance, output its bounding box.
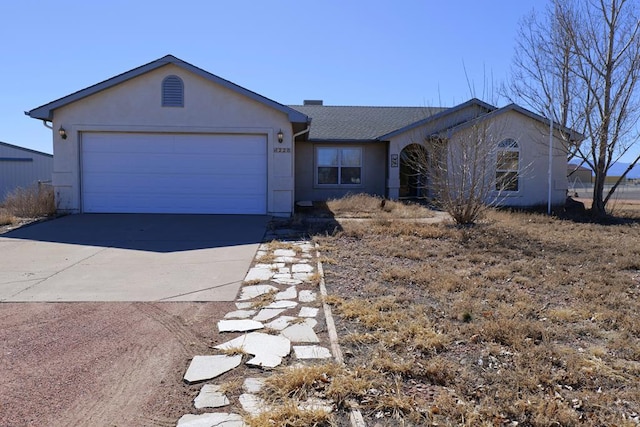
[315,146,363,187]
[495,138,520,192]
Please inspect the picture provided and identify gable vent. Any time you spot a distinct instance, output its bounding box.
[162,75,184,107]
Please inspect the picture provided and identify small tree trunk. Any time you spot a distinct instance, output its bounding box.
[592,160,607,217]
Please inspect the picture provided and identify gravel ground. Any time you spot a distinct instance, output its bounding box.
[0,301,234,427]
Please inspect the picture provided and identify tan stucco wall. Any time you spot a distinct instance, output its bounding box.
[294,141,386,201]
[387,109,568,207]
[387,103,491,199]
[51,64,294,215]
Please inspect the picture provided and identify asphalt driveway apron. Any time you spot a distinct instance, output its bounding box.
[0,214,268,302]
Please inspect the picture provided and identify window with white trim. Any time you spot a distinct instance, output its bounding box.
[496,138,519,191]
[162,75,184,107]
[316,147,362,185]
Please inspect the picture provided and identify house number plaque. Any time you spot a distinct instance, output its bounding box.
[274,147,291,153]
[391,154,399,167]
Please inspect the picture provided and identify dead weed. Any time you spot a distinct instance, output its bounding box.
[3,184,56,218]
[317,208,640,425]
[326,193,433,219]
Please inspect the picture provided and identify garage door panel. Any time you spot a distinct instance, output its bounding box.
[84,133,175,153]
[82,133,267,214]
[83,173,266,194]
[83,194,265,214]
[84,152,266,175]
[83,167,266,185]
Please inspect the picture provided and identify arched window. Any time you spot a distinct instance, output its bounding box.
[496,138,519,191]
[162,75,184,107]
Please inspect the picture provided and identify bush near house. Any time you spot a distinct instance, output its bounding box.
[0,210,16,226]
[2,184,56,218]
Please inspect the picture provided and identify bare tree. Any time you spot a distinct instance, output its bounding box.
[405,118,516,225]
[506,0,640,217]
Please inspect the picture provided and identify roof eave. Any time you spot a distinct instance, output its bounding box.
[505,104,586,142]
[435,103,586,143]
[0,141,53,157]
[377,98,496,140]
[307,138,381,143]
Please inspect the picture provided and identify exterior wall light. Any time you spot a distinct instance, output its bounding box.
[277,129,284,143]
[58,126,67,140]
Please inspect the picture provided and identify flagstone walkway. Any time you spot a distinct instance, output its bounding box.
[176,235,339,427]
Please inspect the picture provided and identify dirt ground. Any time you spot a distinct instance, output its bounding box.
[0,301,235,427]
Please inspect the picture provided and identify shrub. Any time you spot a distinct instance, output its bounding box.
[0,210,17,226]
[3,184,56,218]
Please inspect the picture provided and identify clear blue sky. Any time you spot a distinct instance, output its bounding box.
[2,0,636,162]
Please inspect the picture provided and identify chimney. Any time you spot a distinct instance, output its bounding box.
[303,100,323,106]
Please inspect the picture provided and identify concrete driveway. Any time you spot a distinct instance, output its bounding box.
[0,214,268,302]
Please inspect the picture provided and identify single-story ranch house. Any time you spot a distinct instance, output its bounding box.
[27,55,582,216]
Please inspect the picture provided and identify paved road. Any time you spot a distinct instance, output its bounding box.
[569,183,640,201]
[0,214,268,302]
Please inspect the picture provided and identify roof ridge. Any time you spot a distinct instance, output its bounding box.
[289,104,443,109]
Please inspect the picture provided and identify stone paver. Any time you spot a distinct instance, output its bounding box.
[264,300,297,309]
[179,237,340,424]
[243,267,274,282]
[281,323,320,343]
[292,263,313,273]
[252,308,285,322]
[184,355,242,384]
[215,332,291,368]
[273,277,302,286]
[235,302,253,309]
[275,286,297,300]
[177,412,245,427]
[238,284,277,301]
[273,249,297,257]
[264,316,297,331]
[194,384,230,409]
[293,272,314,281]
[303,318,318,329]
[298,307,319,318]
[217,319,264,332]
[298,290,317,302]
[294,345,333,359]
[224,309,256,319]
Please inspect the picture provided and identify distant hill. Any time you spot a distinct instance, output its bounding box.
[607,162,640,179]
[569,161,640,179]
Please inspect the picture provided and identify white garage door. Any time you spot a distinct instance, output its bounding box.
[81,132,267,214]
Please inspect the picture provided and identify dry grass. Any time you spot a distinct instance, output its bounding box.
[315,207,640,426]
[265,240,303,255]
[326,193,433,219]
[2,184,56,218]
[245,404,335,427]
[250,289,278,309]
[0,209,17,226]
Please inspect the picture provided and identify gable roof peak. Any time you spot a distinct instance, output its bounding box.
[26,54,308,124]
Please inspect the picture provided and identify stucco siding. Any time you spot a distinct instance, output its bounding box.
[295,141,386,202]
[50,64,294,215]
[481,111,567,207]
[387,109,567,207]
[0,143,53,200]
